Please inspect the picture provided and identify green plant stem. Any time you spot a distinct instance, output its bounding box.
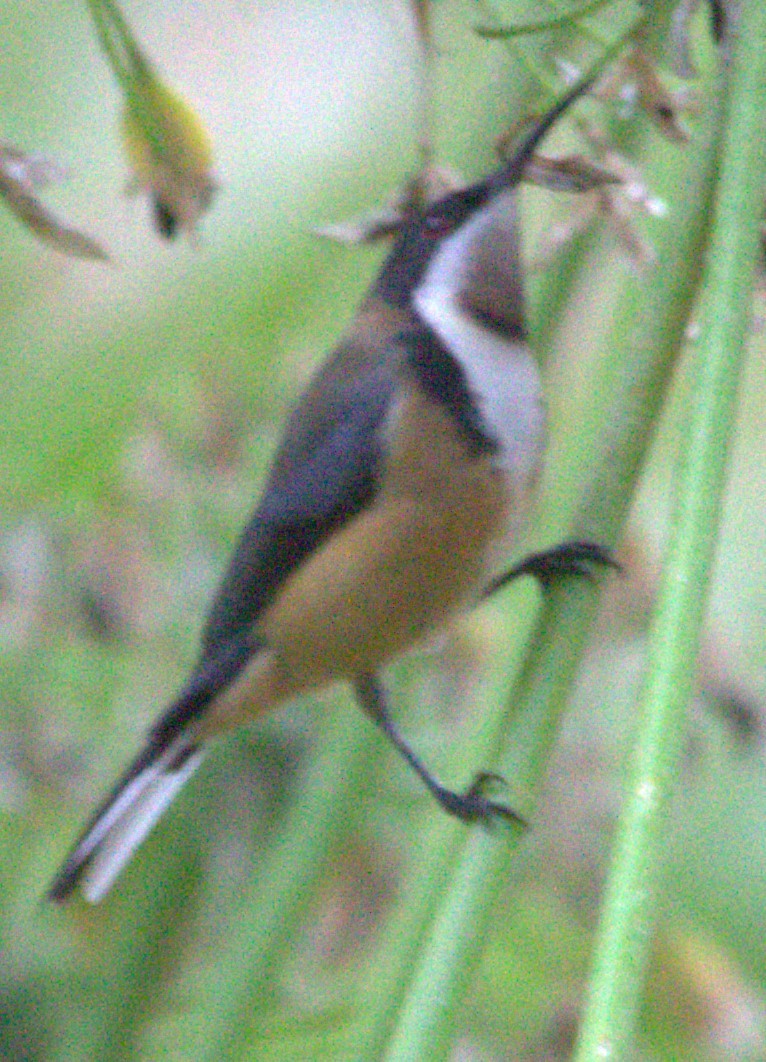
[475,1,642,93]
[358,40,727,1062]
[474,0,622,39]
[85,0,151,89]
[197,696,377,1060]
[574,6,766,1058]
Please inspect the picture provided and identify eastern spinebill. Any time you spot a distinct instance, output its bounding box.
[48,76,612,904]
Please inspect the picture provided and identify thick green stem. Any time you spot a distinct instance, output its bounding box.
[574,5,766,1058]
[360,31,727,1062]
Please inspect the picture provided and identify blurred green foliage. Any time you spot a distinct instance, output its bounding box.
[2,2,766,1060]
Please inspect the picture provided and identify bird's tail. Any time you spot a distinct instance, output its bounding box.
[47,731,204,904]
[47,634,260,904]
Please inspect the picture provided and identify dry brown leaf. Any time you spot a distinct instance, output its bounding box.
[0,142,109,261]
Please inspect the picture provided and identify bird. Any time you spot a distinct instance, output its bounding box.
[48,75,611,904]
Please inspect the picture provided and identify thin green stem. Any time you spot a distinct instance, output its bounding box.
[196,697,377,1060]
[574,5,766,1058]
[84,0,152,91]
[475,2,644,98]
[474,0,620,39]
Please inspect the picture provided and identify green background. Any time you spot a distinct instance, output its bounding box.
[2,2,765,1058]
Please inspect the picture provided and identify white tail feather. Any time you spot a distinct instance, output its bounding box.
[81,749,203,902]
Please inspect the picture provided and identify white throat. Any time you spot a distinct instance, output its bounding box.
[413,213,546,483]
